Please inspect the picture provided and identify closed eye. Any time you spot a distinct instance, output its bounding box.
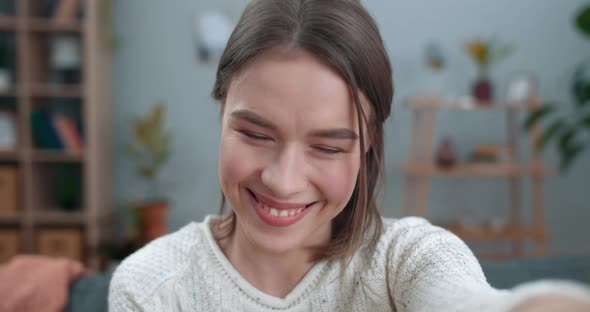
[239,130,272,141]
[313,145,342,154]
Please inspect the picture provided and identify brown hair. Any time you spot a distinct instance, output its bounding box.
[211,0,393,262]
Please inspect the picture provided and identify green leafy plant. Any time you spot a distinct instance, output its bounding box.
[524,4,590,171]
[125,102,172,201]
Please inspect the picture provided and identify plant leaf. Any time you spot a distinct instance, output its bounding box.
[581,113,590,127]
[523,105,556,130]
[572,66,590,106]
[560,143,584,172]
[537,119,565,152]
[575,5,590,37]
[558,126,577,152]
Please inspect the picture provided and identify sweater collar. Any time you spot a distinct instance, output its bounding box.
[200,215,332,309]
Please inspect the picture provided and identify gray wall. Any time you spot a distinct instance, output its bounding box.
[113,0,590,252]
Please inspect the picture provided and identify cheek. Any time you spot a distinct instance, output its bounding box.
[314,156,360,207]
[219,137,246,192]
[218,134,263,193]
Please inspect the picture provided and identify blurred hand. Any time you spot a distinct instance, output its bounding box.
[511,294,590,312]
[0,255,87,312]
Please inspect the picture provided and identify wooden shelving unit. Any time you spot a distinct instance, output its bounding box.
[402,94,550,259]
[0,0,112,270]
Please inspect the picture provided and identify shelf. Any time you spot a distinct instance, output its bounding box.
[441,222,547,242]
[0,215,21,225]
[32,150,84,162]
[34,211,85,225]
[0,87,19,97]
[26,18,83,33]
[0,16,18,31]
[406,95,535,112]
[30,84,83,98]
[403,162,550,177]
[0,150,19,161]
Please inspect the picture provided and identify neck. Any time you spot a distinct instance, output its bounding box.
[217,224,326,298]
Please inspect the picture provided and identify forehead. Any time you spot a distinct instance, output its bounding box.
[225,50,357,125]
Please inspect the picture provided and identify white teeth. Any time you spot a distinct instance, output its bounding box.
[269,208,279,217]
[261,204,307,218]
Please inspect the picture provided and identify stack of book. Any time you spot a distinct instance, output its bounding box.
[30,110,84,154]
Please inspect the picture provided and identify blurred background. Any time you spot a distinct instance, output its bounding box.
[0,0,589,273]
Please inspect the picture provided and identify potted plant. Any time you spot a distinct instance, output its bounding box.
[125,102,172,244]
[463,38,513,103]
[524,4,590,171]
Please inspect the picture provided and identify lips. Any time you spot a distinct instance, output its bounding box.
[247,188,317,226]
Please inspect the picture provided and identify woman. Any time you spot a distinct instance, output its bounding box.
[109,0,590,311]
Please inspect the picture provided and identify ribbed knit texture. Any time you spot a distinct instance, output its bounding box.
[109,216,590,311]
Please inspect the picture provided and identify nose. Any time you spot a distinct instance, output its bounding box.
[261,144,308,198]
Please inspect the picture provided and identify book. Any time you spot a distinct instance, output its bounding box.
[30,110,63,150]
[52,113,82,154]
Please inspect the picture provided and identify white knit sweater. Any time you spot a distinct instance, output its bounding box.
[109,216,590,311]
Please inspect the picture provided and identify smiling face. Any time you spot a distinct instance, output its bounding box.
[218,50,364,255]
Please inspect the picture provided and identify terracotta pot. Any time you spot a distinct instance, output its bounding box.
[135,201,169,244]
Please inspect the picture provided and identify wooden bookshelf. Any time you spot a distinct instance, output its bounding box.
[402,95,549,259]
[0,16,18,31]
[403,162,550,177]
[0,0,112,270]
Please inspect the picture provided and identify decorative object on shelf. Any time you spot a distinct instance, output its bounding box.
[50,34,82,85]
[193,10,234,64]
[435,136,457,168]
[124,102,173,244]
[0,111,16,150]
[423,41,448,95]
[463,38,513,103]
[524,4,590,171]
[469,143,510,163]
[0,35,13,91]
[506,72,538,105]
[425,41,445,72]
[36,228,83,262]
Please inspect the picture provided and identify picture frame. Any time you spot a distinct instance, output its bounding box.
[193,10,234,64]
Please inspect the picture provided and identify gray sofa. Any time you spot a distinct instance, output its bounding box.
[68,253,590,312]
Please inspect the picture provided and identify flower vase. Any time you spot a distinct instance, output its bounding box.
[472,72,494,104]
[436,137,456,168]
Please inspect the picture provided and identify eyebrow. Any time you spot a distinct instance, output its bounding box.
[309,128,358,140]
[230,109,358,140]
[231,109,278,131]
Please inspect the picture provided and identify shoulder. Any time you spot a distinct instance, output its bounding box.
[108,221,206,308]
[368,216,485,282]
[377,216,472,256]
